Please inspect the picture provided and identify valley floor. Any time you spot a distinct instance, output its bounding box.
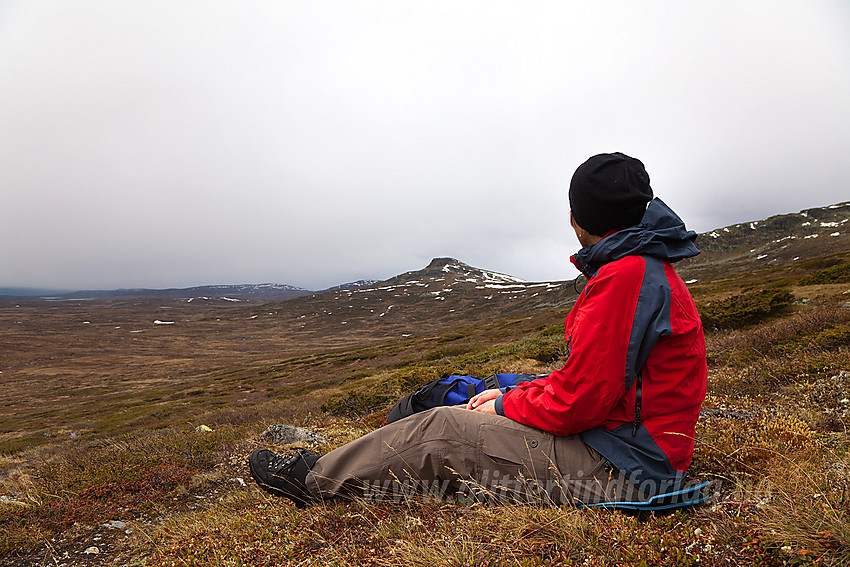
[1,258,849,566]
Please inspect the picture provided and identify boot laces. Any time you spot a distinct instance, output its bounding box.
[267,452,297,473]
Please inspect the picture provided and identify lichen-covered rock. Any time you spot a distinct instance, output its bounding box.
[259,424,327,445]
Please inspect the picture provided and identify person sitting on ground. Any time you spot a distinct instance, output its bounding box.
[249,152,708,507]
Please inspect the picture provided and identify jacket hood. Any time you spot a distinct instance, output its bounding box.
[571,198,699,276]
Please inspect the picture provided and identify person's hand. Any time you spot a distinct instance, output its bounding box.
[471,399,497,414]
[467,388,501,412]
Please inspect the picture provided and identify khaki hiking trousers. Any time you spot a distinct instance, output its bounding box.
[305,406,647,505]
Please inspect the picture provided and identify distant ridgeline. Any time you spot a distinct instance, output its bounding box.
[3,202,848,300]
[0,283,313,301]
[677,202,850,283]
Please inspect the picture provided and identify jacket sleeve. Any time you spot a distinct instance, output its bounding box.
[499,259,646,435]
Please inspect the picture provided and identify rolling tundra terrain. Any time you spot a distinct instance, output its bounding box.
[1,202,848,566]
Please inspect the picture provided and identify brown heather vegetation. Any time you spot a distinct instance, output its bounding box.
[1,254,849,566]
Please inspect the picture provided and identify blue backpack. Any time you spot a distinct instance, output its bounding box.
[386,373,544,424]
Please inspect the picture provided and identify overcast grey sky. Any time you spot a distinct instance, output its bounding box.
[1,1,849,291]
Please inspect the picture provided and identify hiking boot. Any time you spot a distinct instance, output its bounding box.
[248,447,319,507]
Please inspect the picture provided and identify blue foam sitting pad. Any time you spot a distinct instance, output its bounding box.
[581,480,713,512]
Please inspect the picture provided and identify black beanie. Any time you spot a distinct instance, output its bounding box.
[568,152,653,236]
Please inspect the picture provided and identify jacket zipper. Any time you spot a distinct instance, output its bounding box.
[632,370,643,437]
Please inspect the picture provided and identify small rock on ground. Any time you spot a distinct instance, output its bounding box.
[102,520,126,530]
[259,424,327,445]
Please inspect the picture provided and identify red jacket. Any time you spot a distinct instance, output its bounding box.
[496,199,707,494]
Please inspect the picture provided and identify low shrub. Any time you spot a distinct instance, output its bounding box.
[320,391,396,418]
[798,256,843,271]
[699,288,794,330]
[694,414,822,477]
[0,434,51,455]
[811,323,850,349]
[798,262,850,286]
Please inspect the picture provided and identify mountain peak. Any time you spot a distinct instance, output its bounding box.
[425,257,464,269]
[385,257,526,287]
